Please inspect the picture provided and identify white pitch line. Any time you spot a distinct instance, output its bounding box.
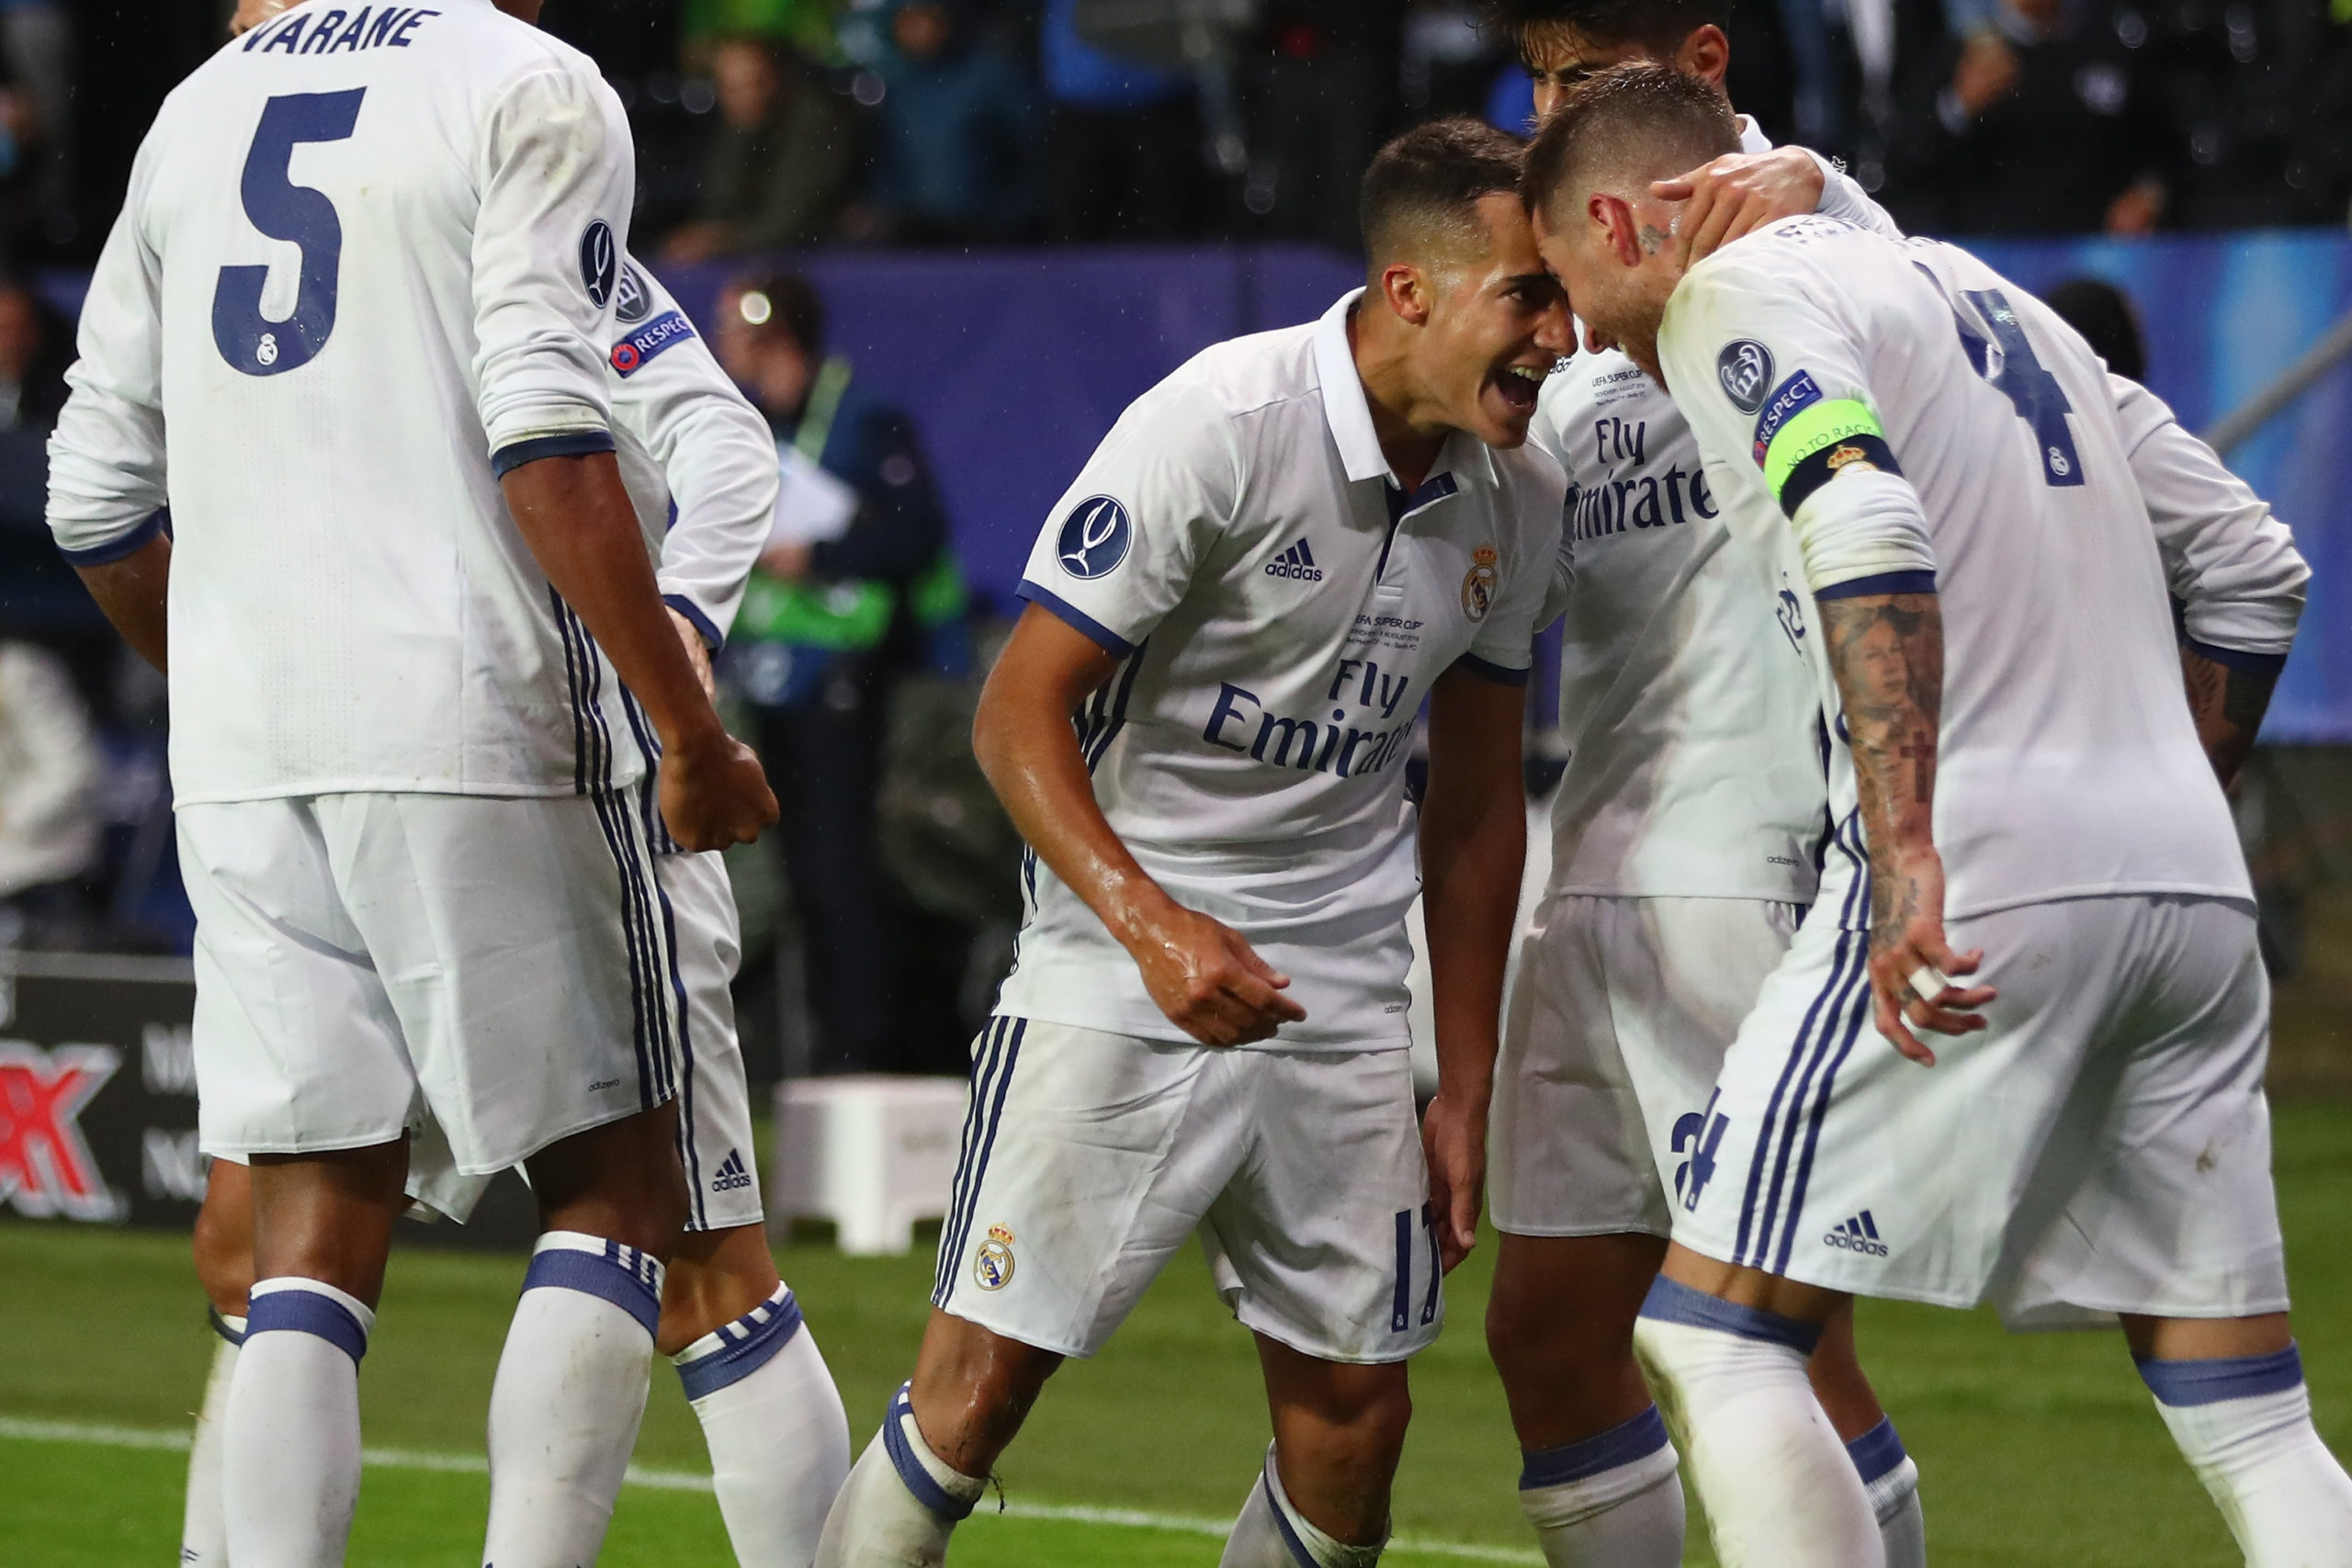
[0,1416,1541,1564]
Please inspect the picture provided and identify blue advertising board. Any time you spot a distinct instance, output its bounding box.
[668,232,2352,740]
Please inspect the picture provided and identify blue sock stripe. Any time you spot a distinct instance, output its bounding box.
[523,1245,661,1338]
[208,1306,246,1348]
[2136,1344,2305,1407]
[676,1292,805,1401]
[245,1288,368,1364]
[882,1384,976,1522]
[1845,1416,1907,1485]
[1519,1404,1671,1490]
[1638,1276,1823,1356]
[1260,1472,1321,1568]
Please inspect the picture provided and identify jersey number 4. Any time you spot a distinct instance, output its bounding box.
[1951,286,2085,488]
[211,89,366,378]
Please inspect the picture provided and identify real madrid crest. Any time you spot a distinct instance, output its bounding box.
[1461,547,1498,623]
[974,1224,1016,1291]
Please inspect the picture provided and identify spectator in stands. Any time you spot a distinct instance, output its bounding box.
[0,638,100,948]
[1883,0,2178,232]
[662,36,856,264]
[2137,0,2352,228]
[1249,2,1406,248]
[679,0,838,65]
[1039,0,1205,240]
[851,0,1040,243]
[716,272,954,1076]
[0,277,68,430]
[2043,276,2146,380]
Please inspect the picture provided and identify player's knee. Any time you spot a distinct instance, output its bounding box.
[191,1196,255,1317]
[1485,1279,1550,1372]
[652,1229,781,1355]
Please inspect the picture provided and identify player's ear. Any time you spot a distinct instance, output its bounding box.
[1678,24,1731,86]
[1378,262,1433,327]
[1590,194,1643,268]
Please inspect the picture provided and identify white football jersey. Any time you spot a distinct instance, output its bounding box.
[1661,219,2252,919]
[605,257,777,653]
[47,0,642,804]
[604,254,779,860]
[996,291,1565,1049]
[1531,122,1899,903]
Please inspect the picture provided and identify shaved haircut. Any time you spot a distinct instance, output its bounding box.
[1360,118,1530,277]
[1521,62,1740,230]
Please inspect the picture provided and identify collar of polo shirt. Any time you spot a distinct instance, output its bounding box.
[1311,289,1500,500]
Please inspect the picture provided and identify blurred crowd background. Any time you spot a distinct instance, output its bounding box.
[12,0,2352,286]
[0,0,2343,1086]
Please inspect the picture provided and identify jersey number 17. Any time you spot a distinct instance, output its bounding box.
[212,89,366,378]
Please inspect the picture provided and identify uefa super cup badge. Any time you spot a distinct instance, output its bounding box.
[974,1224,1016,1291]
[1461,547,1498,622]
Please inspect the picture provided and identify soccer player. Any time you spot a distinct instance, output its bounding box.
[46,3,777,1564]
[815,118,1570,1568]
[1481,6,1929,1564]
[1527,63,2352,1567]
[175,245,854,1568]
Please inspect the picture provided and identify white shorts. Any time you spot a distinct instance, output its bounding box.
[931,1018,1442,1364]
[402,850,763,1230]
[180,792,679,1179]
[1491,894,1800,1238]
[1675,877,2289,1323]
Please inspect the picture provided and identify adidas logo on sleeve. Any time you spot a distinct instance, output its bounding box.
[710,1149,755,1193]
[1824,1210,1888,1256]
[1264,537,1325,582]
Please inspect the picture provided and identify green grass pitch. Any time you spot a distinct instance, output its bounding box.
[6,1100,2348,1566]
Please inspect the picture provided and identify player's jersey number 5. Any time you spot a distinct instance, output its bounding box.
[212,88,367,378]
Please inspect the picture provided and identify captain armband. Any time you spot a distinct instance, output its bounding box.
[1758,391,1903,521]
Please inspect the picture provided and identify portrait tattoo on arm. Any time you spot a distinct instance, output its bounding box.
[1819,592,1945,950]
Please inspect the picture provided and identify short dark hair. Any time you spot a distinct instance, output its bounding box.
[2041,277,2145,382]
[1360,117,1530,270]
[730,270,825,355]
[1482,0,1729,59]
[1521,62,1739,228]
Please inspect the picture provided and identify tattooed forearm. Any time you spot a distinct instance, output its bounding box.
[2180,643,2280,789]
[1819,592,1945,942]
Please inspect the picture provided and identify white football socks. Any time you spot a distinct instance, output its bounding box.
[674,1283,854,1568]
[2142,1344,2352,1568]
[1220,1442,1386,1568]
[181,1309,243,1568]
[223,1279,374,1568]
[813,1382,984,1568]
[1516,1405,1685,1568]
[1634,1279,1883,1568]
[1844,1417,1924,1568]
[481,1232,663,1568]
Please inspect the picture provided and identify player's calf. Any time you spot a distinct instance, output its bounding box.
[1487,1232,1683,1568]
[183,1158,257,1568]
[1810,1308,1926,1568]
[816,1310,1062,1567]
[225,1142,410,1568]
[2132,1314,2352,1568]
[1632,1267,1884,1568]
[1218,1337,1411,1565]
[666,1224,854,1568]
[479,1106,690,1568]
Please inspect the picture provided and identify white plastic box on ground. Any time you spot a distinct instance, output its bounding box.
[768,1074,968,1255]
